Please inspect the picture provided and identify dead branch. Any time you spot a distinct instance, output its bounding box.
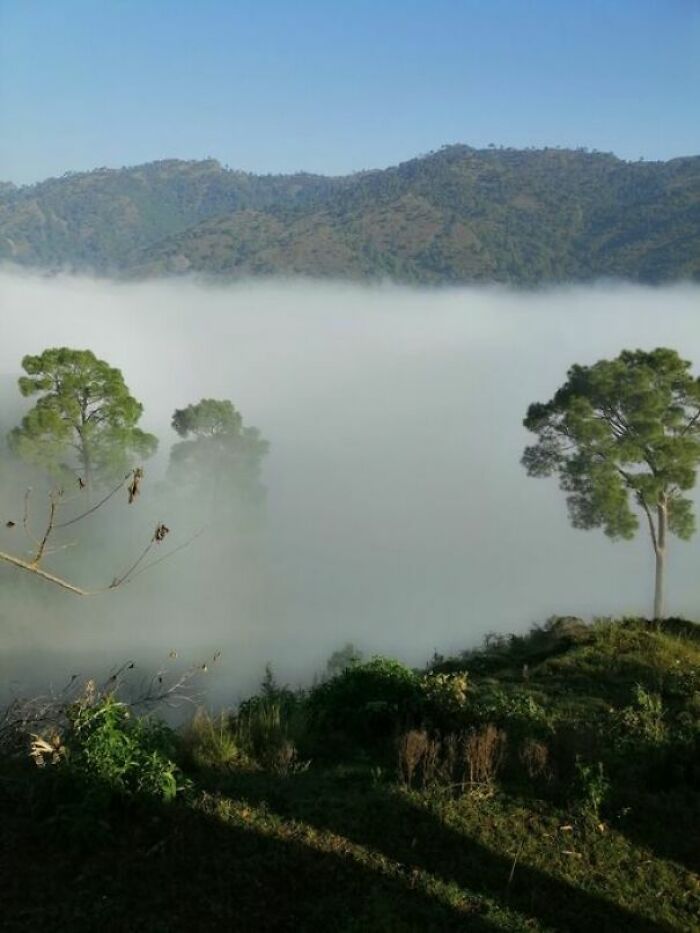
[0,650,222,753]
[0,468,195,596]
[0,549,88,595]
[32,490,58,564]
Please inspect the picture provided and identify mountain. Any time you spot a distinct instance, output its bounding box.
[0,159,341,273]
[2,146,700,284]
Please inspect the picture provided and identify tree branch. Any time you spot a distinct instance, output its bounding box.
[0,549,88,595]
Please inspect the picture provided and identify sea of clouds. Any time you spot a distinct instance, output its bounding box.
[2,271,700,701]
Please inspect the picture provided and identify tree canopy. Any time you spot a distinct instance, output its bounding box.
[8,348,157,489]
[522,347,700,618]
[168,398,268,514]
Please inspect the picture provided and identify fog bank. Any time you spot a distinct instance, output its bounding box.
[2,271,700,701]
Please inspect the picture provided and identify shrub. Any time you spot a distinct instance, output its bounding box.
[308,657,420,750]
[420,672,469,728]
[464,724,507,788]
[471,687,552,736]
[397,724,507,794]
[573,759,610,820]
[234,695,308,775]
[181,708,243,771]
[39,690,189,804]
[616,684,666,747]
[397,729,431,788]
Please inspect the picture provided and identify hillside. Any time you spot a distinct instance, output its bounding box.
[0,159,341,272]
[1,616,699,931]
[2,146,700,285]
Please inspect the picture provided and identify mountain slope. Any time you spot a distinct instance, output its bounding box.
[2,146,700,284]
[0,159,340,272]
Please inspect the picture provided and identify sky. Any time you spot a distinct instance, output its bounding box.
[1,0,699,185]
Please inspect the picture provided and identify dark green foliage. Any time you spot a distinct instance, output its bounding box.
[63,694,186,803]
[8,347,157,488]
[0,158,337,270]
[168,398,268,516]
[3,146,700,284]
[308,657,421,748]
[25,693,188,810]
[523,348,700,540]
[523,348,700,616]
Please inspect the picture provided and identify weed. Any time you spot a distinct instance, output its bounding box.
[573,759,610,820]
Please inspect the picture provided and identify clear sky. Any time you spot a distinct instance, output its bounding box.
[1,0,698,185]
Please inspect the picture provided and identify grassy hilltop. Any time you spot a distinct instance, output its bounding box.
[2,145,700,284]
[1,615,699,931]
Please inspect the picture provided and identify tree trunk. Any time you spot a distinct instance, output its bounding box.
[653,497,668,620]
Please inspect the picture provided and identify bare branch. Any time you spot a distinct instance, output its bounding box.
[0,468,198,597]
[32,491,58,565]
[56,470,134,529]
[0,548,88,595]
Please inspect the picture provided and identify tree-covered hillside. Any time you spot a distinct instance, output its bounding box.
[0,159,340,272]
[2,145,699,284]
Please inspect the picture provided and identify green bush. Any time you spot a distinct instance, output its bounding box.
[419,671,470,730]
[307,657,420,749]
[471,686,552,734]
[63,694,187,803]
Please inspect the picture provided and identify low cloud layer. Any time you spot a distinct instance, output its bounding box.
[2,271,700,699]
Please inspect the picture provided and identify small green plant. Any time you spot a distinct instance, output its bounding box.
[181,708,242,771]
[61,690,187,803]
[573,759,610,820]
[614,684,667,748]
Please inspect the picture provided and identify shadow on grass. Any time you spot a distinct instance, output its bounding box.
[197,767,680,933]
[614,788,700,875]
[0,771,499,933]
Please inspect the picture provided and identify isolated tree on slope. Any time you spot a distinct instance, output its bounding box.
[168,398,269,514]
[522,348,700,619]
[8,348,157,490]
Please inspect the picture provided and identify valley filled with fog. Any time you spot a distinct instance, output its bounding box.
[2,271,700,702]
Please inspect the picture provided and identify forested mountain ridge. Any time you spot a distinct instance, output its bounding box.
[2,145,699,284]
[0,159,341,272]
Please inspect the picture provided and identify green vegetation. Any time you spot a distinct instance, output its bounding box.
[0,346,266,593]
[8,347,157,490]
[2,145,700,284]
[2,616,698,931]
[523,348,700,619]
[168,398,269,517]
[2,341,699,928]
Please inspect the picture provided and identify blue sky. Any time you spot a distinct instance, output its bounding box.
[1,0,698,184]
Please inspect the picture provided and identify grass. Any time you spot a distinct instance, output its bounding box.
[1,615,698,932]
[1,763,697,931]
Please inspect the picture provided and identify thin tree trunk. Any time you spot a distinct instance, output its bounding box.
[653,497,668,620]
